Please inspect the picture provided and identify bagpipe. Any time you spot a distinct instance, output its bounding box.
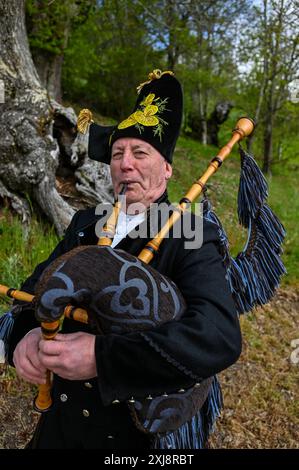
[0,117,286,448]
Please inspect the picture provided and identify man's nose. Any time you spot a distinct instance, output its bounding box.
[120,150,135,171]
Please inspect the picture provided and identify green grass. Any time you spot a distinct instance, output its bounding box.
[267,173,299,285]
[0,211,59,314]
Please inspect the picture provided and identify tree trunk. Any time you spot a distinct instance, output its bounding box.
[247,2,269,154]
[166,0,177,70]
[263,113,273,174]
[32,51,64,102]
[246,71,266,154]
[0,0,113,236]
[198,85,207,145]
[263,69,275,174]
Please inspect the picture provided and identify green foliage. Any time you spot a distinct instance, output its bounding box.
[25,0,298,176]
[62,0,163,118]
[26,0,95,55]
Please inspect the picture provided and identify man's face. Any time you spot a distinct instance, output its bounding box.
[110,138,172,209]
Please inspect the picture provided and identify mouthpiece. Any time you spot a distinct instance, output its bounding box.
[119,183,128,195]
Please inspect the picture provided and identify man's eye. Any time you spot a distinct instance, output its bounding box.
[112,153,122,160]
[134,151,146,157]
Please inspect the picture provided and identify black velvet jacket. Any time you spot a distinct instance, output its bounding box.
[7,192,242,448]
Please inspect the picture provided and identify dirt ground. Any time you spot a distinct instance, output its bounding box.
[0,287,298,449]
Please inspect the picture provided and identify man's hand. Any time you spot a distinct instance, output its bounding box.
[38,332,97,381]
[13,327,47,385]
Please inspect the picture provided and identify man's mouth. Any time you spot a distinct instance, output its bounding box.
[120,180,138,187]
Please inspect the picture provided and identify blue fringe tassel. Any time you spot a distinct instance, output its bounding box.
[256,204,286,253]
[237,148,268,227]
[153,376,223,449]
[0,310,15,362]
[202,146,286,315]
[233,222,286,313]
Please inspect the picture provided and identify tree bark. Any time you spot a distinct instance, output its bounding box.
[0,0,113,236]
[32,51,64,102]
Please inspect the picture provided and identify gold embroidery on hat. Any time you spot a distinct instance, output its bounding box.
[118,114,138,129]
[117,93,169,142]
[133,106,159,126]
[136,70,174,95]
[140,93,155,106]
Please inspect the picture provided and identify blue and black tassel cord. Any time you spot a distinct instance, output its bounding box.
[0,297,35,363]
[0,305,17,363]
[0,311,13,362]
[203,144,286,315]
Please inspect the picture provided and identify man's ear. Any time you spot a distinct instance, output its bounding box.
[165,161,172,180]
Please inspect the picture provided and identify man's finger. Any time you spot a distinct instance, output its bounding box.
[14,349,43,376]
[18,371,47,385]
[39,339,64,355]
[54,332,83,341]
[38,351,62,370]
[15,361,47,384]
[28,355,47,374]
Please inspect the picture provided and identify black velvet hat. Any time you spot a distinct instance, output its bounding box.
[77,70,183,164]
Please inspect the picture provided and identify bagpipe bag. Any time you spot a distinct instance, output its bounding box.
[34,244,214,448]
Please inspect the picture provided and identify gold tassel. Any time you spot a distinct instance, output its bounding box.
[77,109,94,134]
[136,69,174,94]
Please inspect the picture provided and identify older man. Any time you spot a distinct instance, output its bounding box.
[8,71,241,449]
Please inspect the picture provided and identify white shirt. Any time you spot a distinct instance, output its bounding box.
[111,210,146,248]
